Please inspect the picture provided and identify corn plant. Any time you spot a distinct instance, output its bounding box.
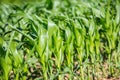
[0,0,120,80]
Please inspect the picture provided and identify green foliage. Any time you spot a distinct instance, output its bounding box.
[0,0,120,80]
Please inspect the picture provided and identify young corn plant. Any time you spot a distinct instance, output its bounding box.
[0,0,120,80]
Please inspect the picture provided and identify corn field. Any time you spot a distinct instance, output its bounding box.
[0,0,120,80]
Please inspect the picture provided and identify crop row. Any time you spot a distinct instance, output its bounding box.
[0,0,120,80]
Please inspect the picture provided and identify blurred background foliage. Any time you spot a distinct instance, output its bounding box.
[0,0,42,4]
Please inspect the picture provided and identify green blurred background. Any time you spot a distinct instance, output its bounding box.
[0,0,42,4]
